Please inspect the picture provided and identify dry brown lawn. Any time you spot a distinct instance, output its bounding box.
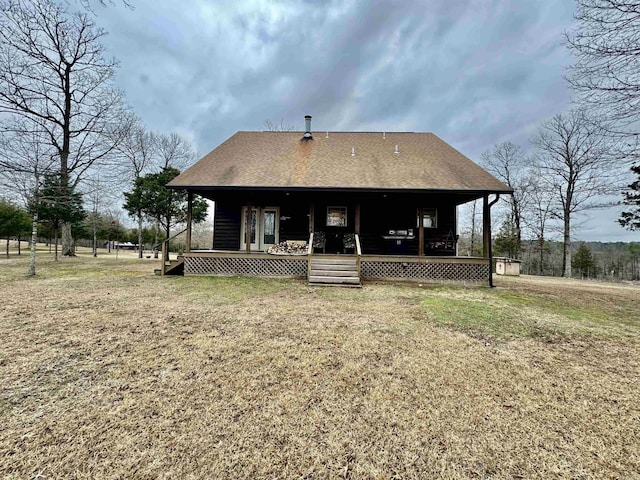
[1,249,639,479]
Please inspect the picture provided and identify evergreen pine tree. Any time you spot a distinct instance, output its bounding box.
[619,165,640,230]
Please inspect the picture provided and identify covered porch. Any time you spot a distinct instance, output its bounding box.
[171,188,498,285]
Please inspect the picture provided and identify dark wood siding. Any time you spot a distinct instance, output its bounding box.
[280,201,309,242]
[214,200,241,250]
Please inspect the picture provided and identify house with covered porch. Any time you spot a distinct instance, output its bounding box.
[165,116,511,286]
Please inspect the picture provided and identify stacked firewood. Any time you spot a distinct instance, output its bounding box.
[267,241,309,255]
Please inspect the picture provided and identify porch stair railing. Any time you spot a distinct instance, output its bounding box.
[306,232,361,287]
[355,233,362,279]
[154,228,187,276]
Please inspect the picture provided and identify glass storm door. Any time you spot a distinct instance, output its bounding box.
[241,207,259,250]
[262,208,278,249]
[241,207,279,250]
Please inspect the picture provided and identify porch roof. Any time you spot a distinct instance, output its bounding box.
[168,131,512,193]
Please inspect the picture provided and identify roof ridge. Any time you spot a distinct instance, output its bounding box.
[240,130,432,134]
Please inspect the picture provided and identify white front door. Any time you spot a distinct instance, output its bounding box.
[240,207,279,251]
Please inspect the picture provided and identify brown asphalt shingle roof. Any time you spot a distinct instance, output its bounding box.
[167,131,512,192]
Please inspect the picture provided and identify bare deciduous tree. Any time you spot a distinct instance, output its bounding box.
[481,141,532,259]
[0,0,129,257]
[156,132,196,171]
[264,119,296,132]
[78,0,133,11]
[531,109,615,277]
[0,124,57,275]
[456,199,483,257]
[525,171,555,274]
[566,0,640,136]
[113,121,157,257]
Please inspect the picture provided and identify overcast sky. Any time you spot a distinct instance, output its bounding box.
[93,0,636,242]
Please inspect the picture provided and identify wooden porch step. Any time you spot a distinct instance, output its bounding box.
[311,257,357,265]
[310,263,357,271]
[311,269,358,277]
[161,255,185,276]
[308,254,360,286]
[308,275,360,285]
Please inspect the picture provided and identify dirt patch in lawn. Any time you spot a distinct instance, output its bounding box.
[0,254,639,479]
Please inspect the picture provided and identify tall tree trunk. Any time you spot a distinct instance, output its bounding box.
[61,222,74,256]
[137,212,143,259]
[60,64,74,258]
[153,220,159,259]
[92,219,97,257]
[538,236,545,275]
[5,236,8,257]
[54,230,58,261]
[17,235,21,255]
[562,214,572,278]
[514,215,522,260]
[28,210,38,276]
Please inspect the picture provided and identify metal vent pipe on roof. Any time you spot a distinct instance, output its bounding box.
[303,115,312,139]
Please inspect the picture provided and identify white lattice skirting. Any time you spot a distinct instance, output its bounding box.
[361,261,489,281]
[184,254,488,282]
[185,256,307,277]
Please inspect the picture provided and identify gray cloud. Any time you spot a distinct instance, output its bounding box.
[93,0,635,241]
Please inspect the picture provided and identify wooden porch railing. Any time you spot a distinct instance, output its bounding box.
[355,233,362,279]
[306,231,361,281]
[158,228,187,276]
[307,232,314,278]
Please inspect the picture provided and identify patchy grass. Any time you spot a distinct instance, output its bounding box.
[422,281,640,340]
[0,250,639,479]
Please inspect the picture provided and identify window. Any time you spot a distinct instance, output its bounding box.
[327,206,347,227]
[417,208,437,228]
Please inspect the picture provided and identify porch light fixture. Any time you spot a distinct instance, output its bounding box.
[394,144,400,154]
[351,147,355,156]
